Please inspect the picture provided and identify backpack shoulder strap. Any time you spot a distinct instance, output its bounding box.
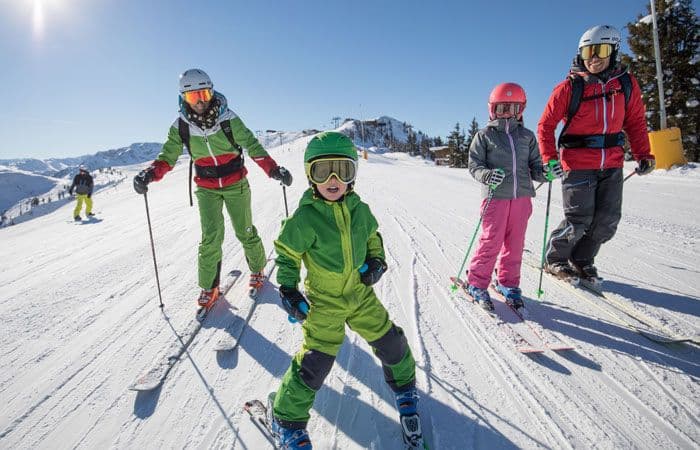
[567,74,585,124]
[219,120,243,153]
[178,118,195,207]
[178,118,191,155]
[619,72,632,108]
[557,75,584,147]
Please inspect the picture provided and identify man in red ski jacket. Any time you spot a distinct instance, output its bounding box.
[537,25,655,284]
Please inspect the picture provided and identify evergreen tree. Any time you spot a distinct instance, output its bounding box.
[466,117,480,150]
[434,136,444,146]
[447,123,467,167]
[623,0,699,161]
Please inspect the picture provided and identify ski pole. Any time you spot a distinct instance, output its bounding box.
[623,171,636,183]
[282,184,289,218]
[143,192,164,308]
[536,180,553,299]
[450,180,498,292]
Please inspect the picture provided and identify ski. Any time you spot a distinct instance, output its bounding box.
[243,397,278,449]
[523,252,698,345]
[128,270,242,391]
[400,413,429,449]
[488,284,575,352]
[215,256,277,352]
[450,277,545,354]
[536,266,696,345]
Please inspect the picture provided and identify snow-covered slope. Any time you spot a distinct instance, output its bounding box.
[0,137,698,449]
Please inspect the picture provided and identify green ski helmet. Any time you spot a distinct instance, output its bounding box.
[304,131,358,163]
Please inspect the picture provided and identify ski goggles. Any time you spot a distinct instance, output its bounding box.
[182,88,213,106]
[305,157,358,184]
[493,103,523,116]
[580,43,614,60]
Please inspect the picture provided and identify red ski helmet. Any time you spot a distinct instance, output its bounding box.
[488,82,527,120]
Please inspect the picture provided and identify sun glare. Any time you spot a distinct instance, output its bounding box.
[32,0,46,40]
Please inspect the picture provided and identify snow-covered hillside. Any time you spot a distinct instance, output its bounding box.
[0,135,698,449]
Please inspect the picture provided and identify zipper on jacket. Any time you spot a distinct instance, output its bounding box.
[600,81,607,170]
[202,130,223,188]
[335,202,354,280]
[505,120,517,198]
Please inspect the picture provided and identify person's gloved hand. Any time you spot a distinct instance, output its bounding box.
[270,166,293,186]
[482,168,505,188]
[133,168,155,194]
[543,160,565,181]
[359,257,387,286]
[279,286,309,323]
[636,158,655,175]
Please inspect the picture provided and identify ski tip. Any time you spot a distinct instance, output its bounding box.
[547,345,576,352]
[517,347,545,354]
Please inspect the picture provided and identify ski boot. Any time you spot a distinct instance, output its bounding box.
[86,212,96,217]
[395,387,424,448]
[197,287,220,307]
[571,262,602,286]
[467,284,495,311]
[249,271,265,298]
[494,282,524,309]
[74,215,82,221]
[544,262,580,285]
[270,421,312,449]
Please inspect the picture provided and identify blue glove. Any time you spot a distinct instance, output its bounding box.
[359,258,387,286]
[279,286,309,323]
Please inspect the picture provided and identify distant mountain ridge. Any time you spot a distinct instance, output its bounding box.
[0,142,163,178]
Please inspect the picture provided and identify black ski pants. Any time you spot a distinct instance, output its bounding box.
[546,168,623,266]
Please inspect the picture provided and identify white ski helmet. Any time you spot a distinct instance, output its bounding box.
[78,164,87,171]
[578,25,621,52]
[179,69,213,93]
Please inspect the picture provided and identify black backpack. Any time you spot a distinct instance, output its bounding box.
[557,72,632,148]
[178,118,244,206]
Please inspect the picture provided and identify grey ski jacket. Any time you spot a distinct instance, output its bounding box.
[468,117,546,200]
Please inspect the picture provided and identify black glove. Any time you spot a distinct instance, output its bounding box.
[543,160,565,181]
[88,193,92,199]
[482,168,505,188]
[279,286,309,322]
[68,189,74,195]
[271,166,293,186]
[359,257,387,286]
[133,168,155,194]
[636,158,655,175]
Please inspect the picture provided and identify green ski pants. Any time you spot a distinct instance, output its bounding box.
[195,178,266,289]
[272,285,416,427]
[73,194,93,217]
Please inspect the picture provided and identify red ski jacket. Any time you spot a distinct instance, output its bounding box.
[538,68,653,171]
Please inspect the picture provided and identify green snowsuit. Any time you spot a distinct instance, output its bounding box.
[151,93,277,289]
[272,188,416,428]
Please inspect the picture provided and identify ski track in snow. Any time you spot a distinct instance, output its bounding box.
[0,145,698,449]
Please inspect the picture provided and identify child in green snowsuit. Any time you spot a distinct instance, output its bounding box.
[270,132,422,449]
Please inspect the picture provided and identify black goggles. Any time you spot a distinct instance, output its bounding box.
[305,157,357,184]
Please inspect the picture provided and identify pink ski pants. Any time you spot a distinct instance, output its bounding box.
[467,197,533,289]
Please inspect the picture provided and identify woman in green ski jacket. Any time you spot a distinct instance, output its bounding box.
[133,69,292,308]
[269,131,423,449]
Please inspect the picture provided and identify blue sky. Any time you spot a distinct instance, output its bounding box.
[1,0,657,159]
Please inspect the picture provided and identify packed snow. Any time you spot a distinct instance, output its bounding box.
[0,135,698,449]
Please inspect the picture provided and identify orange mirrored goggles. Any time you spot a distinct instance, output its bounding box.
[182,88,213,105]
[580,43,613,60]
